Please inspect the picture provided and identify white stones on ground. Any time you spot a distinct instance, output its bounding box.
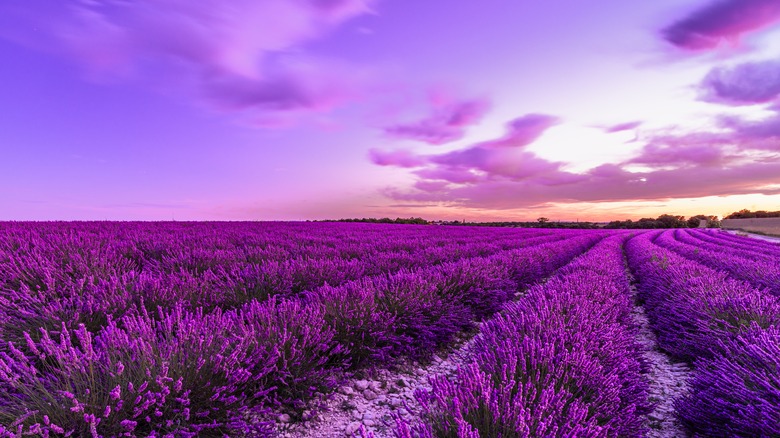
[277,413,291,423]
[628,281,691,438]
[345,421,362,436]
[274,324,483,437]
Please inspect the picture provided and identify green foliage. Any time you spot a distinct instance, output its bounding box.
[725,209,780,219]
[605,213,721,229]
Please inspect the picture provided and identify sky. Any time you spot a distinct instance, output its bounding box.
[1,0,780,221]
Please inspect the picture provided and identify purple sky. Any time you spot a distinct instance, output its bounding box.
[2,0,780,221]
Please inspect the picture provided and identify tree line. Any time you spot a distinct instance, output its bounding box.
[724,209,780,219]
[604,214,719,229]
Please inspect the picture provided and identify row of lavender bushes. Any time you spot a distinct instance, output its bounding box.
[675,229,776,264]
[653,229,780,296]
[0,223,569,347]
[626,231,780,437]
[395,235,651,437]
[0,224,604,436]
[692,229,780,259]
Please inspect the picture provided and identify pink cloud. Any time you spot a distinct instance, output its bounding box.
[629,135,729,167]
[369,149,427,168]
[604,120,643,133]
[422,114,562,181]
[414,180,452,193]
[374,114,563,184]
[0,0,374,124]
[701,59,780,104]
[383,91,491,145]
[481,114,561,148]
[202,57,362,112]
[429,147,562,181]
[374,111,780,210]
[415,167,483,184]
[386,161,780,210]
[662,0,780,51]
[718,112,780,147]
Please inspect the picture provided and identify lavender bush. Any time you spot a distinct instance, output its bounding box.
[676,325,780,437]
[626,232,780,361]
[399,235,650,437]
[626,231,780,437]
[0,222,607,435]
[653,229,780,296]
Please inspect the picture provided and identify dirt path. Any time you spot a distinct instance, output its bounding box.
[278,248,693,437]
[629,282,691,438]
[275,324,482,437]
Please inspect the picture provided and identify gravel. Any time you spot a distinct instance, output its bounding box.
[273,329,479,437]
[273,269,693,438]
[629,282,691,438]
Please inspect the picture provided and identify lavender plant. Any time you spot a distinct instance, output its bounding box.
[399,236,650,437]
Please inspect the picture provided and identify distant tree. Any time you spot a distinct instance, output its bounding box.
[605,213,707,229]
[325,217,430,225]
[725,209,780,219]
[655,214,687,228]
[687,214,719,228]
[537,217,549,224]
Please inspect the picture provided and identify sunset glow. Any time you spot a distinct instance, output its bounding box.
[2,0,780,221]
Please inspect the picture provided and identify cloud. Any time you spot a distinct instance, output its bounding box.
[482,114,561,148]
[369,148,427,168]
[201,56,363,113]
[373,111,780,210]
[661,0,780,51]
[718,112,780,147]
[604,120,643,133]
[0,0,374,124]
[385,161,780,210]
[701,59,780,104]
[383,91,491,145]
[422,114,563,182]
[628,134,729,168]
[373,113,563,182]
[428,147,562,181]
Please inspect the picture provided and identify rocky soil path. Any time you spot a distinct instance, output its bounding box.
[274,266,693,437]
[629,282,691,438]
[274,325,481,437]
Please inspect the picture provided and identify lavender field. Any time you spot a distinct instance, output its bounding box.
[1,222,779,438]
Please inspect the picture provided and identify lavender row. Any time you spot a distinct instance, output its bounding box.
[696,228,780,258]
[307,231,607,369]
[674,229,775,263]
[0,225,575,351]
[625,232,780,437]
[0,222,551,274]
[396,234,650,437]
[0,222,554,298]
[0,227,604,436]
[653,229,780,296]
